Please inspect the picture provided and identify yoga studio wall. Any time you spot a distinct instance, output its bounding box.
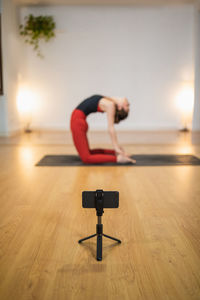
[0,0,26,136]
[193,2,200,131]
[19,4,194,132]
[0,3,195,136]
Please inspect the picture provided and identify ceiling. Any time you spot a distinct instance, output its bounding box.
[14,0,195,6]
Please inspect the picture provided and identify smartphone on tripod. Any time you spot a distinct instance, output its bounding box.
[82,191,119,208]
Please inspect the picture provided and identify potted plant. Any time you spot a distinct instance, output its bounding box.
[19,14,56,57]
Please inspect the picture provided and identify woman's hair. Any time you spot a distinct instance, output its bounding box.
[114,106,129,124]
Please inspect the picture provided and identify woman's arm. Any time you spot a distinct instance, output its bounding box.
[99,96,135,162]
[104,101,125,154]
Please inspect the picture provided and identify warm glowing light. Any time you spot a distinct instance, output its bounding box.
[18,147,34,171]
[17,87,35,114]
[176,85,194,115]
[178,145,193,154]
[175,83,194,130]
[20,147,33,161]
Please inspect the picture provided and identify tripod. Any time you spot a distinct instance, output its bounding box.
[78,190,121,261]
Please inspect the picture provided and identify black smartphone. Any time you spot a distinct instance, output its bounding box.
[82,191,119,208]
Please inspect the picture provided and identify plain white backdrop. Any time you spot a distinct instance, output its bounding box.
[1,1,199,135]
[20,5,194,131]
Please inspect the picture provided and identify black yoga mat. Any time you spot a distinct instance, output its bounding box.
[35,154,200,166]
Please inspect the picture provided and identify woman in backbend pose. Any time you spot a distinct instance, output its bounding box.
[70,95,136,164]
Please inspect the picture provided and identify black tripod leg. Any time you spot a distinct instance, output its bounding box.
[103,233,121,243]
[78,233,97,243]
[97,234,102,261]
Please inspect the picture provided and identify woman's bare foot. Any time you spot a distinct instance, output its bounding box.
[117,154,136,164]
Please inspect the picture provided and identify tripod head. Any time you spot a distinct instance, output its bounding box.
[95,190,104,216]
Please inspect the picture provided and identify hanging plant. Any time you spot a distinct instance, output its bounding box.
[19,14,56,58]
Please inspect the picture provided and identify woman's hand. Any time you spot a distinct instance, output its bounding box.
[117,154,136,164]
[114,146,132,159]
[114,146,125,155]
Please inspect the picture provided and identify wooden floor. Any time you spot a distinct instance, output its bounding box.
[0,131,200,300]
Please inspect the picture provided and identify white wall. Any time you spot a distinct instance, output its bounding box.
[0,96,8,135]
[0,0,8,135]
[0,0,26,136]
[193,1,200,130]
[17,5,194,131]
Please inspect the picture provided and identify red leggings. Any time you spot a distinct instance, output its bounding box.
[70,109,117,164]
